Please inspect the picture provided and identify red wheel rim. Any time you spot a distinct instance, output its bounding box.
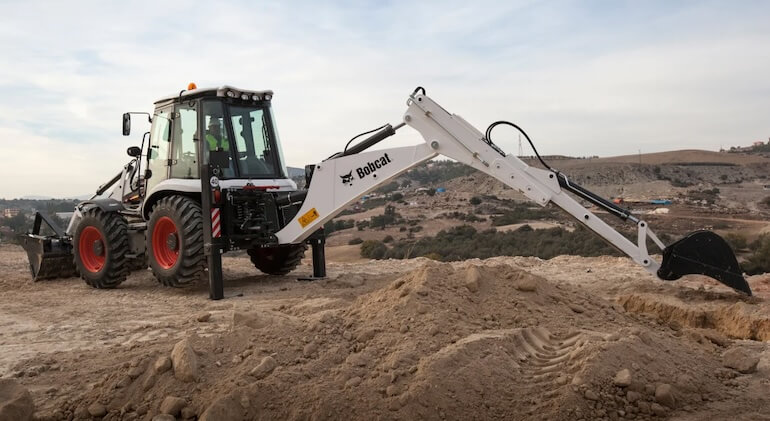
[152,216,179,269]
[79,226,105,273]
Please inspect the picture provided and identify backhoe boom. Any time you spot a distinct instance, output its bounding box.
[275,89,751,295]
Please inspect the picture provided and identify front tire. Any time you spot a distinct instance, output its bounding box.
[73,208,129,288]
[247,244,307,276]
[147,196,205,287]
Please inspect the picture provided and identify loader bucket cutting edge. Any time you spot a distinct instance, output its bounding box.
[657,230,751,295]
[17,234,78,281]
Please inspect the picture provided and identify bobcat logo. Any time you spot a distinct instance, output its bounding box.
[340,171,353,185]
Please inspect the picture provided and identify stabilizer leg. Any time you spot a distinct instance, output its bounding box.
[299,236,326,281]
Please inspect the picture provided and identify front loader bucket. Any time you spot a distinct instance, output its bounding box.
[657,230,751,295]
[17,213,77,281]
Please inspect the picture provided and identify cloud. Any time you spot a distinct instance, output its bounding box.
[0,1,769,197]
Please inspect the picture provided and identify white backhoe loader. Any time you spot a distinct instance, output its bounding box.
[18,85,752,299]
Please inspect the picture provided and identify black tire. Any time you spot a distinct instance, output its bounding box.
[147,195,205,287]
[247,244,307,275]
[72,208,129,288]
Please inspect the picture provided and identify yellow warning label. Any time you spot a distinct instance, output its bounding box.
[298,208,320,228]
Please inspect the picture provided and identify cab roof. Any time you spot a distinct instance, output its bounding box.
[153,85,274,106]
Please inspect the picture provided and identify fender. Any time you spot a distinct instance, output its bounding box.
[79,198,124,213]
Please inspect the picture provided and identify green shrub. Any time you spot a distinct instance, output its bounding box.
[360,240,387,259]
[491,203,555,226]
[324,219,355,234]
[671,179,694,188]
[409,225,423,233]
[348,237,364,245]
[382,224,621,261]
[724,233,748,251]
[362,197,387,210]
[376,181,399,194]
[404,161,476,185]
[744,235,770,275]
[383,235,394,243]
[469,196,482,205]
[440,211,485,223]
[370,206,402,229]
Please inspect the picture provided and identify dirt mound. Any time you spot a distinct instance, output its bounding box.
[10,257,769,421]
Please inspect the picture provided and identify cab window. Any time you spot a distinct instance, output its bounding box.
[170,104,198,179]
[229,106,278,177]
[202,101,235,178]
[146,106,172,192]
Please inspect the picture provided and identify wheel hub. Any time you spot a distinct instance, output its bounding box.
[166,233,178,251]
[92,240,105,256]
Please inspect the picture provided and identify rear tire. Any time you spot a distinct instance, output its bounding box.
[147,195,205,287]
[73,208,129,288]
[247,244,307,275]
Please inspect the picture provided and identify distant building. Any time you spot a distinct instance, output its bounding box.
[754,141,765,147]
[3,208,20,218]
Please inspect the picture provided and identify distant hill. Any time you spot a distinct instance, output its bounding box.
[569,149,769,166]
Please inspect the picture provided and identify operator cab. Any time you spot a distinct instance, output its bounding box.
[123,85,293,217]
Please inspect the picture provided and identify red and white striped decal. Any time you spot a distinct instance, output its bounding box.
[211,208,221,238]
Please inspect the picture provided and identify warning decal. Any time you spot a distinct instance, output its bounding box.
[298,208,320,228]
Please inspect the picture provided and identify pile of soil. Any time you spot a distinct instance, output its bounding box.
[15,259,767,421]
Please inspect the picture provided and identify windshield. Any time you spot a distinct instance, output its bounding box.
[229,105,283,178]
[201,101,285,179]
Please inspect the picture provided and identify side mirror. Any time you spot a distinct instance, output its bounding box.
[122,113,131,136]
[127,146,141,157]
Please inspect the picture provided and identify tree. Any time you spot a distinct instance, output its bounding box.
[360,240,387,259]
[6,212,28,232]
[376,181,399,194]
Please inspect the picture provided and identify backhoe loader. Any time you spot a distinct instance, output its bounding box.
[18,84,752,299]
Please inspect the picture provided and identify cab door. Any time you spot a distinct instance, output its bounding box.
[146,105,173,194]
[169,103,199,179]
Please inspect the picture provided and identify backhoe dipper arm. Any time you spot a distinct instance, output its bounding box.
[275,90,751,295]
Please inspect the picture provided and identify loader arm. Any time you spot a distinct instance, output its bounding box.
[275,90,751,295]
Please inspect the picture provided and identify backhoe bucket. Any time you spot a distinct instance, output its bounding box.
[657,230,751,295]
[17,213,77,281]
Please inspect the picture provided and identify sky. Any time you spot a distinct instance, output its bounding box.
[1,0,769,198]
